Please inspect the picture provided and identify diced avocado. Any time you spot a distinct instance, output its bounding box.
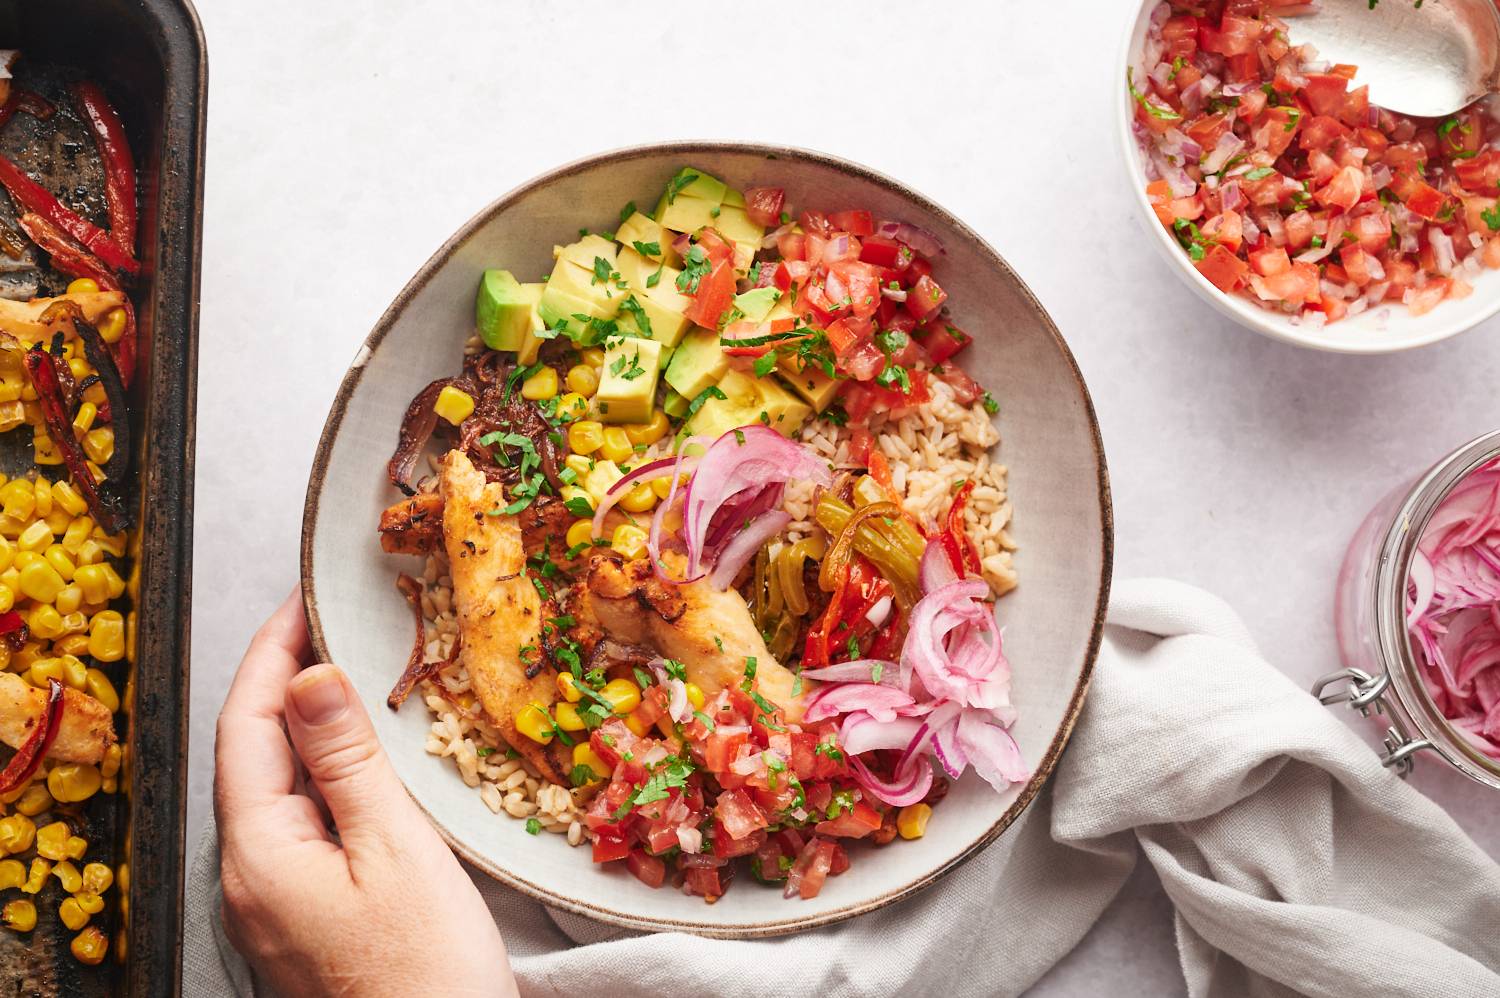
[722,187,746,208]
[614,293,690,348]
[615,247,670,292]
[777,353,842,412]
[594,337,663,425]
[662,167,728,204]
[712,203,764,246]
[475,270,545,362]
[662,387,690,419]
[663,327,730,400]
[615,212,680,266]
[656,194,720,235]
[731,287,782,324]
[684,369,811,441]
[556,234,620,273]
[538,281,617,333]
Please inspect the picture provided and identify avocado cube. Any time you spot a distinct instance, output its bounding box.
[656,194,720,235]
[712,203,764,246]
[614,292,690,348]
[615,212,680,266]
[475,270,546,362]
[662,167,728,205]
[538,281,617,334]
[615,247,671,291]
[556,234,620,274]
[663,327,730,400]
[684,369,812,441]
[594,337,663,425]
[731,287,783,325]
[776,354,841,412]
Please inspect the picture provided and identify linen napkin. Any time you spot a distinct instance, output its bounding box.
[182,579,1500,998]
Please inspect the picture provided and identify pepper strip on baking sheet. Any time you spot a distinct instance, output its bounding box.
[70,81,135,254]
[16,212,118,289]
[0,678,63,795]
[0,153,138,276]
[0,89,55,130]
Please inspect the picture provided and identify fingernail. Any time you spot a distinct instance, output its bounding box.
[290,667,349,725]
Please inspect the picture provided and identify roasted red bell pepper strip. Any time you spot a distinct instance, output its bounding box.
[16,211,118,289]
[942,481,983,578]
[70,81,135,254]
[26,338,127,535]
[0,678,64,795]
[0,153,138,276]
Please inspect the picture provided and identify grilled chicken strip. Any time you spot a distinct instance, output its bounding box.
[382,491,621,564]
[0,672,116,764]
[439,450,568,784]
[578,553,808,721]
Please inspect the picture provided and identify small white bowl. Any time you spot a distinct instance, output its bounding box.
[1117,1,1500,354]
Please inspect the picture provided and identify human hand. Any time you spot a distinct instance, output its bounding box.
[214,590,518,998]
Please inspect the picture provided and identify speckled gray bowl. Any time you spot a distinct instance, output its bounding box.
[301,142,1112,937]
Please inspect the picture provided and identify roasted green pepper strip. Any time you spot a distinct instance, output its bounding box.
[815,496,921,608]
[776,535,826,617]
[851,475,926,561]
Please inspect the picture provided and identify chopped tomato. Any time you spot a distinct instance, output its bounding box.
[915,319,971,364]
[627,849,666,887]
[1406,278,1451,316]
[859,234,914,271]
[714,788,770,841]
[745,187,785,227]
[1315,166,1364,212]
[1249,245,1291,277]
[784,837,836,900]
[712,826,768,859]
[1194,244,1249,292]
[828,210,875,237]
[814,800,884,839]
[1403,181,1447,222]
[1303,73,1349,117]
[682,865,728,899]
[905,273,947,320]
[592,835,630,864]
[683,256,736,327]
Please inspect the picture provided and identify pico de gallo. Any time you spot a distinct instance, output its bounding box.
[1133,0,1500,324]
[383,167,1025,904]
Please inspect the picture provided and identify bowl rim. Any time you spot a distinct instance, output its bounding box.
[1113,1,1500,355]
[299,140,1115,937]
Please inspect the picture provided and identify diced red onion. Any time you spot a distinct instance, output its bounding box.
[676,826,703,854]
[847,751,933,807]
[707,510,790,590]
[880,285,908,303]
[802,659,901,685]
[760,221,795,250]
[1430,228,1457,276]
[1222,81,1260,97]
[873,220,944,257]
[865,595,893,628]
[804,682,916,724]
[1220,180,1245,213]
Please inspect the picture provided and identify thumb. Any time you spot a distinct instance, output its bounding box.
[284,663,427,857]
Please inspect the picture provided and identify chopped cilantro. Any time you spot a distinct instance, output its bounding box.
[525,818,542,835]
[569,764,598,787]
[631,239,661,258]
[665,171,699,204]
[1126,68,1181,122]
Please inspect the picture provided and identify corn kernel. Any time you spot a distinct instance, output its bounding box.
[51,859,82,893]
[59,896,88,930]
[99,563,126,598]
[581,347,606,369]
[563,454,592,480]
[566,364,599,397]
[64,836,86,861]
[0,815,35,853]
[81,428,113,465]
[35,821,71,861]
[555,392,589,423]
[71,402,97,434]
[21,858,49,893]
[66,278,100,295]
[520,366,558,401]
[0,583,12,615]
[0,537,14,574]
[18,561,65,603]
[75,539,104,566]
[72,925,107,965]
[51,481,86,517]
[28,605,63,641]
[685,682,706,711]
[13,550,39,570]
[55,634,89,658]
[14,784,51,817]
[623,710,650,736]
[553,701,586,732]
[618,482,657,514]
[15,520,50,553]
[897,803,933,840]
[651,474,689,500]
[88,611,125,662]
[60,611,87,636]
[599,677,641,715]
[55,584,82,615]
[74,564,109,604]
[116,862,128,893]
[564,519,594,552]
[84,669,120,713]
[31,478,51,516]
[571,743,608,783]
[34,433,63,466]
[0,401,22,432]
[44,545,75,581]
[566,420,604,456]
[11,642,40,671]
[2,899,36,932]
[599,427,632,464]
[75,888,107,912]
[59,654,86,690]
[28,656,65,687]
[43,508,70,534]
[432,386,475,426]
[61,517,93,554]
[100,744,121,780]
[66,357,90,381]
[0,480,35,521]
[48,764,101,804]
[624,410,670,447]
[514,702,555,745]
[98,308,127,345]
[0,859,23,890]
[610,523,647,560]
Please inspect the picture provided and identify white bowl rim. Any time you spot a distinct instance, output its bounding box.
[1114,1,1500,354]
[299,140,1114,936]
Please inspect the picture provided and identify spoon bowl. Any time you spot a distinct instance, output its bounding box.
[1288,0,1500,119]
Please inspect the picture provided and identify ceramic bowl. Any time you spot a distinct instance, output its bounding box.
[301,142,1112,936]
[1117,2,1500,353]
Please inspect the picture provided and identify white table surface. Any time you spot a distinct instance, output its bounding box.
[184,0,1500,992]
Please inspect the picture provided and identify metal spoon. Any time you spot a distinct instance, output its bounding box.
[1287,0,1500,119]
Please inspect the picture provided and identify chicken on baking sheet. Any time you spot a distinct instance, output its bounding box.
[377,165,1025,903]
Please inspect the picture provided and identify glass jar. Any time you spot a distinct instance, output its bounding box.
[1321,429,1500,791]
